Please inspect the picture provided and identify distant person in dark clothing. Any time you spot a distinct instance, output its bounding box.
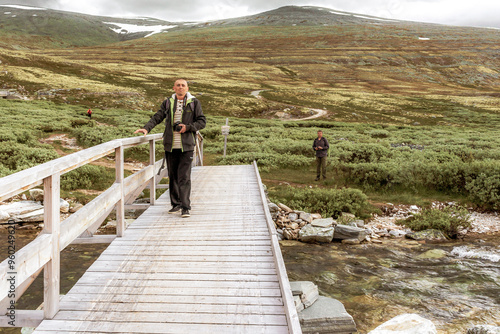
[313,130,329,181]
[134,79,206,218]
[87,109,92,119]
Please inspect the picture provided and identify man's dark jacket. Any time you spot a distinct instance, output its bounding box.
[143,92,206,152]
[313,137,329,158]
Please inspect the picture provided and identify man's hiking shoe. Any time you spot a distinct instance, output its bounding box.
[181,209,190,218]
[168,206,181,214]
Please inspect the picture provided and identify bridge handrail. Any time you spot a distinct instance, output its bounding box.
[0,132,203,327]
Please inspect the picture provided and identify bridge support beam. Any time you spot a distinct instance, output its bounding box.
[43,173,60,319]
[115,145,125,237]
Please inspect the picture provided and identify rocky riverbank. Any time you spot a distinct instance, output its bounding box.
[269,201,500,245]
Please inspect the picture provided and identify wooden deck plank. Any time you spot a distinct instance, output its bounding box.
[77,272,278,282]
[60,294,285,306]
[35,320,289,334]
[66,286,283,297]
[58,301,286,314]
[53,311,288,326]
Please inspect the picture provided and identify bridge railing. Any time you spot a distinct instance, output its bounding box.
[0,132,203,327]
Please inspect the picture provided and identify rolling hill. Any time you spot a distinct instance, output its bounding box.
[0,4,181,48]
[0,5,498,125]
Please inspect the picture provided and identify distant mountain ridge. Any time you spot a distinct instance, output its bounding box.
[0,4,180,48]
[0,4,461,49]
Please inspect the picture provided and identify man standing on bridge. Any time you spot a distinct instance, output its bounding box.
[313,130,329,181]
[134,79,206,218]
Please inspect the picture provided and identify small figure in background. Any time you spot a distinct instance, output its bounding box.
[87,109,92,119]
[313,130,329,181]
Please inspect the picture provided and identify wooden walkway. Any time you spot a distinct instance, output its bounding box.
[33,165,300,333]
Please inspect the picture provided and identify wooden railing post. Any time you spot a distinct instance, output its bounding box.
[149,140,156,205]
[115,145,125,237]
[43,173,60,319]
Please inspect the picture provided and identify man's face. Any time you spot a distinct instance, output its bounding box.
[173,80,189,98]
[318,131,323,138]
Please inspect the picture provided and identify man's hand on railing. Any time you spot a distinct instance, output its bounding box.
[134,128,148,136]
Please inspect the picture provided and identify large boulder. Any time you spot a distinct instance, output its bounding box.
[299,296,357,334]
[312,217,335,228]
[368,314,436,334]
[290,281,319,308]
[333,224,367,241]
[0,201,43,217]
[299,225,334,243]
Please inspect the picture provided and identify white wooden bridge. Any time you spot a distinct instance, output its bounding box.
[0,134,301,333]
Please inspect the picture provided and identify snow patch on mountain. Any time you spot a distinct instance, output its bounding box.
[104,22,177,37]
[0,5,46,11]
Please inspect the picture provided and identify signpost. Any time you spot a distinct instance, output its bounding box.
[222,118,230,158]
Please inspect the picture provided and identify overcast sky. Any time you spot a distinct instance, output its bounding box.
[1,0,500,29]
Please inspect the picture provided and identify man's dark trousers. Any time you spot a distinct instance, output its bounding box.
[316,156,327,179]
[165,149,193,210]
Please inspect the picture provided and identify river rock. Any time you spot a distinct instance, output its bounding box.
[299,225,334,243]
[337,212,356,224]
[288,213,299,221]
[290,281,319,308]
[0,201,44,217]
[299,296,357,334]
[15,209,44,223]
[278,203,293,213]
[294,295,305,312]
[353,220,365,228]
[283,229,295,240]
[417,249,447,259]
[342,239,361,245]
[60,199,70,213]
[70,203,84,213]
[268,203,280,213]
[312,217,335,228]
[29,189,44,202]
[368,314,436,334]
[333,224,367,241]
[467,325,500,334]
[311,213,322,219]
[406,229,447,242]
[0,210,10,221]
[389,229,407,238]
[300,212,313,223]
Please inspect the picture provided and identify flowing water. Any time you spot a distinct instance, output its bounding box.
[281,234,500,333]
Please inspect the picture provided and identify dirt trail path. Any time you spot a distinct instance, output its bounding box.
[250,90,328,121]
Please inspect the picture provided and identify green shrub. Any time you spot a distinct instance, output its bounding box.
[61,165,115,191]
[466,173,500,210]
[367,129,390,138]
[0,142,59,173]
[268,186,368,218]
[396,206,472,238]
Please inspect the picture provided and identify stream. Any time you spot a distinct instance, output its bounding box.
[281,234,500,333]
